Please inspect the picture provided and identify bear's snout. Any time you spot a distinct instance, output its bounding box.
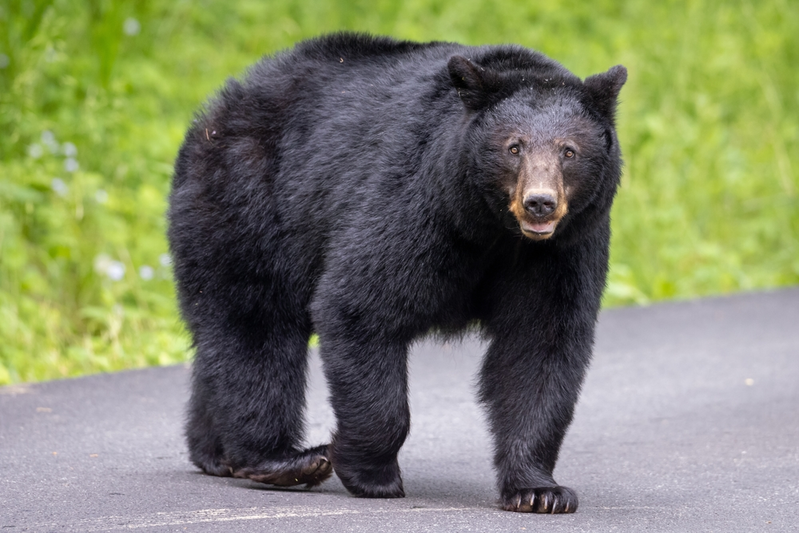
[523,191,558,218]
[510,181,568,240]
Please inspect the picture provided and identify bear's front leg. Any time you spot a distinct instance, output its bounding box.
[480,326,589,513]
[319,333,410,498]
[479,240,604,513]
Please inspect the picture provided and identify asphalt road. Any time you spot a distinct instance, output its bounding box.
[2,288,798,532]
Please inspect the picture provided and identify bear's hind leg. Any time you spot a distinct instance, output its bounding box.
[187,308,332,488]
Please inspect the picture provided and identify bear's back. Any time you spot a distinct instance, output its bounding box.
[243,33,571,96]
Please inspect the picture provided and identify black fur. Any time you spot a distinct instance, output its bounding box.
[168,33,626,513]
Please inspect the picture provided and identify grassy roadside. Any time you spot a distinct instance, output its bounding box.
[1,0,797,384]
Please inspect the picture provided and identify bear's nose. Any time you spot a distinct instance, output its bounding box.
[523,192,557,218]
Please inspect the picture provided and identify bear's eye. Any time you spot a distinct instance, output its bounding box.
[564,148,576,159]
[509,145,520,155]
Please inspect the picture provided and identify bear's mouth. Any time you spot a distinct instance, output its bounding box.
[519,219,558,239]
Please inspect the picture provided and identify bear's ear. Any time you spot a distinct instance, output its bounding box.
[583,65,627,119]
[448,55,491,111]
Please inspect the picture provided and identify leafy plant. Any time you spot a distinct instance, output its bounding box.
[1,0,797,384]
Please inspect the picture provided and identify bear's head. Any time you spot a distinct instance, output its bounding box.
[449,54,627,241]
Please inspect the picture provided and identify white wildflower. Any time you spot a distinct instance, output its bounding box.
[139,265,154,280]
[41,130,59,153]
[94,254,112,273]
[94,255,126,281]
[62,142,77,157]
[107,261,126,281]
[123,18,141,36]
[28,143,44,158]
[51,178,68,197]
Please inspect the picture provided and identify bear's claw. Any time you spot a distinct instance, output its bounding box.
[501,486,578,513]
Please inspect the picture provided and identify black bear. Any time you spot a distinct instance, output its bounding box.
[168,33,626,514]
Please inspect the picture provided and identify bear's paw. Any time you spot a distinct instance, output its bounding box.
[232,445,333,488]
[332,457,405,498]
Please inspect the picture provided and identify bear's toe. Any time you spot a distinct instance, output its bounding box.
[501,486,578,513]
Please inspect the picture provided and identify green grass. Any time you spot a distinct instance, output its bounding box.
[1,0,797,384]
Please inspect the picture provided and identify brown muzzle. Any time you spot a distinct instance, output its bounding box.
[508,153,568,240]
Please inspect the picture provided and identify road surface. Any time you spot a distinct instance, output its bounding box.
[2,288,797,532]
